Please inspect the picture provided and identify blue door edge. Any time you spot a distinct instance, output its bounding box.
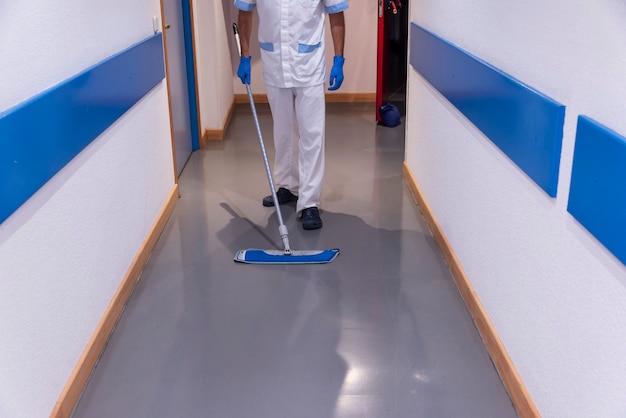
[182,0,201,151]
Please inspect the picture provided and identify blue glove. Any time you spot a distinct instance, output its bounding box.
[328,56,345,91]
[238,56,251,84]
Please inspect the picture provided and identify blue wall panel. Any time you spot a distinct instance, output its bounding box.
[0,33,165,224]
[568,116,626,265]
[409,23,565,197]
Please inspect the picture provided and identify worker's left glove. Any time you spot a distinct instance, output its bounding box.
[238,56,251,84]
[328,56,345,91]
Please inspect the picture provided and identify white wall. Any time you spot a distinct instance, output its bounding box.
[406,1,626,417]
[0,1,175,417]
[193,0,234,130]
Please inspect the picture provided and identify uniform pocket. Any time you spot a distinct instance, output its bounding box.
[259,42,274,52]
[297,42,321,54]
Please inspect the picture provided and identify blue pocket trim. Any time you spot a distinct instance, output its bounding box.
[298,42,321,53]
[259,42,274,52]
[409,23,565,197]
[0,33,165,224]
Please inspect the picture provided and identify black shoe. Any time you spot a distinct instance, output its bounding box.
[301,207,322,230]
[262,187,298,207]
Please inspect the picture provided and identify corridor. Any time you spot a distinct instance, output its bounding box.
[72,103,517,417]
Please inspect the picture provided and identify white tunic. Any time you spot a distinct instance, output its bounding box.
[235,0,349,88]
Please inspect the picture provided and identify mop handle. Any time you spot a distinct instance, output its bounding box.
[233,23,291,254]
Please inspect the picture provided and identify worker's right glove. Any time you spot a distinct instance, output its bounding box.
[238,56,251,84]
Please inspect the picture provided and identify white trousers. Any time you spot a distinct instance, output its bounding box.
[266,84,325,214]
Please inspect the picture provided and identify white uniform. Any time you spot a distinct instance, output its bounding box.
[235,0,349,213]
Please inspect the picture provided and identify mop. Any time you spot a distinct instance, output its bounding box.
[232,23,339,264]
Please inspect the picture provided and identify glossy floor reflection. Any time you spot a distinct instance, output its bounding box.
[72,103,517,417]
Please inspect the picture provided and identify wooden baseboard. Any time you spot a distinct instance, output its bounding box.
[201,98,236,145]
[325,92,376,103]
[234,91,376,105]
[202,92,376,143]
[50,184,179,418]
[235,93,269,104]
[402,162,540,418]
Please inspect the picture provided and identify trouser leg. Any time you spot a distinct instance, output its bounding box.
[266,84,299,194]
[294,84,325,214]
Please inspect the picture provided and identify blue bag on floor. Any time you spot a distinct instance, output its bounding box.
[379,102,401,127]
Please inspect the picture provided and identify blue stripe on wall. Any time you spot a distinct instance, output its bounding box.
[567,116,626,266]
[0,33,165,224]
[409,23,565,197]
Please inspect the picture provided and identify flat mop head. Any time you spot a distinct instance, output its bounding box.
[234,248,340,265]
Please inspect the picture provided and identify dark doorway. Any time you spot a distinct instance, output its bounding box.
[376,0,409,122]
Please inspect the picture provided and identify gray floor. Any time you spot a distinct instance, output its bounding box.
[72,103,517,418]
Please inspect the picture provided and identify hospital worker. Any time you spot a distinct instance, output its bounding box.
[235,0,349,230]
